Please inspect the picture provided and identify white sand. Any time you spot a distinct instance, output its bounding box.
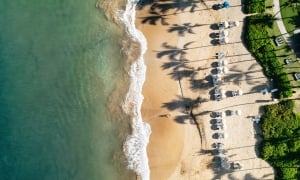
[136,0,276,179]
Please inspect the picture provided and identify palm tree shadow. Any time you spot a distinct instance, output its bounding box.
[151,0,201,14]
[156,42,195,61]
[140,11,169,25]
[161,60,186,70]
[190,75,212,90]
[168,23,203,36]
[174,114,192,124]
[161,96,195,111]
[169,69,196,80]
[136,0,155,10]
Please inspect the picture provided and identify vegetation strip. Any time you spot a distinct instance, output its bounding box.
[243,1,300,178]
[244,14,293,98]
[260,100,300,179]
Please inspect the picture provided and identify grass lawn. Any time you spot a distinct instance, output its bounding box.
[279,0,299,34]
[294,97,300,113]
[265,0,273,14]
[265,22,300,87]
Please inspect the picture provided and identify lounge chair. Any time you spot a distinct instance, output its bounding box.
[214,88,225,100]
[212,75,223,87]
[212,111,224,118]
[219,37,229,44]
[231,162,243,170]
[212,142,224,148]
[218,59,228,66]
[216,51,225,59]
[228,21,239,28]
[219,30,228,38]
[231,90,243,96]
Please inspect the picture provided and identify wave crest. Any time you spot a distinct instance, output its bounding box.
[119,1,151,180]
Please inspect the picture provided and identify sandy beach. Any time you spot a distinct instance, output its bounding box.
[137,0,275,179]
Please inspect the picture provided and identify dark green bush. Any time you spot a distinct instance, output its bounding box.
[244,0,265,14]
[260,100,300,179]
[244,14,293,98]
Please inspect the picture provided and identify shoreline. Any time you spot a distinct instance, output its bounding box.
[136,0,275,179]
[136,5,185,179]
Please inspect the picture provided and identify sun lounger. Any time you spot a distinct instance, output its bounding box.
[218,20,239,29]
[231,162,242,170]
[228,21,239,28]
[220,157,231,169]
[212,111,224,118]
[228,110,241,116]
[215,67,228,74]
[219,30,228,38]
[212,75,223,87]
[216,51,225,59]
[219,37,229,44]
[215,118,223,124]
[214,88,225,100]
[218,59,228,66]
[231,90,243,96]
[212,142,224,149]
[216,133,224,139]
[218,22,225,30]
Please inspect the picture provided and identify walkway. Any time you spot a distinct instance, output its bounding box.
[273,0,293,48]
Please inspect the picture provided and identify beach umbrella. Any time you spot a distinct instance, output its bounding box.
[222,1,230,8]
[222,67,228,73]
[236,110,242,116]
[224,21,229,28]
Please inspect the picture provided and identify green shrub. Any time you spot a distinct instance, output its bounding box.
[261,100,298,139]
[281,167,298,179]
[244,14,293,98]
[244,0,265,14]
[276,143,288,157]
[260,100,300,179]
[262,142,275,160]
[288,140,300,152]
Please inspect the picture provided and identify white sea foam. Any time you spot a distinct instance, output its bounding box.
[119,1,151,180]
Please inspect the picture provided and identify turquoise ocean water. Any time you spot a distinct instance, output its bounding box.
[0,0,139,179]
